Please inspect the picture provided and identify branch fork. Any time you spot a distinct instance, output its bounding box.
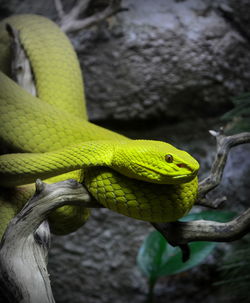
[0,180,92,303]
[54,0,124,34]
[153,129,250,253]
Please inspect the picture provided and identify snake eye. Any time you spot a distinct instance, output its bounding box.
[165,154,173,163]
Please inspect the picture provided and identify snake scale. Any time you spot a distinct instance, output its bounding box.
[0,15,199,237]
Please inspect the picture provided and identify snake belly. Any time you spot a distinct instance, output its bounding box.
[0,15,198,236]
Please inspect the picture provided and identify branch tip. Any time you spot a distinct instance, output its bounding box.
[57,0,123,34]
[209,129,219,137]
[35,179,45,194]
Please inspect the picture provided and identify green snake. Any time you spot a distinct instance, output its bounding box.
[0,14,199,237]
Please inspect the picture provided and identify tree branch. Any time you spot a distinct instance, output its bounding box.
[54,0,67,20]
[0,179,93,303]
[54,0,124,34]
[5,23,36,95]
[153,207,250,246]
[152,130,250,250]
[198,130,250,200]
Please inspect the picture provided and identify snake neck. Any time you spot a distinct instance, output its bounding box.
[0,141,117,187]
[77,141,114,167]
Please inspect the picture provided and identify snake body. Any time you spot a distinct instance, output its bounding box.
[0,15,199,236]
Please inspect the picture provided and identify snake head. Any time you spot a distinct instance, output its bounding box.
[111,140,199,184]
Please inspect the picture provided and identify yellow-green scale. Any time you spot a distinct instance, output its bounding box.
[85,167,198,222]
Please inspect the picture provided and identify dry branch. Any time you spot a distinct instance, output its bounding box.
[54,0,123,34]
[6,24,36,95]
[153,130,250,248]
[0,180,93,303]
[198,130,250,198]
[153,207,250,245]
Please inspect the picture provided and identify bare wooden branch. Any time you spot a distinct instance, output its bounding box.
[55,0,91,23]
[6,23,36,96]
[198,130,250,200]
[55,0,123,34]
[0,179,93,303]
[54,0,66,20]
[153,207,250,246]
[152,130,250,250]
[195,196,227,209]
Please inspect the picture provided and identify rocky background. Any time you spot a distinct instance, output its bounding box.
[0,0,250,302]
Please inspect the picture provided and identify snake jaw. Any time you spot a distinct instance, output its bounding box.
[111,139,200,185]
[172,170,198,182]
[177,163,192,170]
[126,161,198,184]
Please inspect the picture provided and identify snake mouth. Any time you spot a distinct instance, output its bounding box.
[177,163,192,170]
[172,170,197,179]
[132,162,196,183]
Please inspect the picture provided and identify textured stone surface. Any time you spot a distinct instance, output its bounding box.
[80,0,250,121]
[0,0,57,19]
[1,0,250,122]
[49,209,149,303]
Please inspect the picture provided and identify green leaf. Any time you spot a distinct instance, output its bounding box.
[158,211,237,276]
[157,241,216,276]
[137,231,216,279]
[221,92,250,133]
[222,93,250,120]
[137,210,237,281]
[136,231,169,281]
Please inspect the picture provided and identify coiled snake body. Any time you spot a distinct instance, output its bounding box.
[0,15,199,236]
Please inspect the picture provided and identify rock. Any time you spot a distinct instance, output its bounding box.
[218,0,250,40]
[1,0,249,122]
[79,0,250,122]
[48,208,150,303]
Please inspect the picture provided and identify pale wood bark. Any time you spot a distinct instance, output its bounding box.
[153,129,250,258]
[54,0,123,34]
[0,180,92,303]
